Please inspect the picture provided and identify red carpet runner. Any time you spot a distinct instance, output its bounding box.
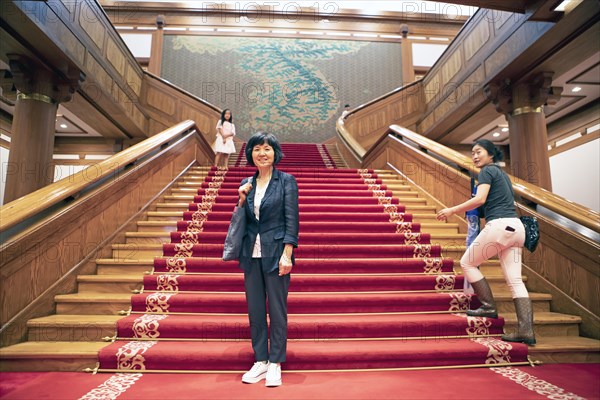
[235,143,335,168]
[98,145,528,372]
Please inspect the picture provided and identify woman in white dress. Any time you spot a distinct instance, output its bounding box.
[214,109,236,167]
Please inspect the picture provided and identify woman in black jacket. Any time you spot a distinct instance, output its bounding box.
[236,132,299,386]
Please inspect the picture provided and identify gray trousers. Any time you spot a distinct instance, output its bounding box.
[244,258,291,363]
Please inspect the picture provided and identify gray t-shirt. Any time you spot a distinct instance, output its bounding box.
[478,164,518,221]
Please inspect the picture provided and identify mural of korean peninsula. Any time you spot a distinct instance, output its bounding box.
[162,36,403,143]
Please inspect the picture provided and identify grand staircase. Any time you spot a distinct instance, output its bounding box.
[1,144,598,372]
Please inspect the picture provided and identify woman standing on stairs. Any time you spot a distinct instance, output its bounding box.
[213,108,236,167]
[236,132,299,387]
[436,139,536,346]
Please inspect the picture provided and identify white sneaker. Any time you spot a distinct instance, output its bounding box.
[242,361,269,384]
[265,362,282,387]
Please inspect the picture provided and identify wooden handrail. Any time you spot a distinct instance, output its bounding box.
[388,124,600,232]
[0,120,198,232]
[144,71,222,114]
[335,117,366,160]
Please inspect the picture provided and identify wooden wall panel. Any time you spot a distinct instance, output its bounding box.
[146,86,177,117]
[149,118,169,136]
[483,23,530,75]
[58,0,76,14]
[440,49,463,88]
[125,63,143,97]
[141,75,221,142]
[342,82,425,154]
[56,19,86,65]
[85,54,113,94]
[105,36,126,76]
[424,75,440,104]
[179,102,215,145]
[464,18,490,61]
[78,2,105,50]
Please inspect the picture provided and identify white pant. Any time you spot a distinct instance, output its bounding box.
[460,218,529,298]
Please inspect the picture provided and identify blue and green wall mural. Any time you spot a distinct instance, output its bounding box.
[162,35,403,143]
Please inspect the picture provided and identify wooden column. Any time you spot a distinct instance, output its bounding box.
[148,17,164,76]
[484,72,562,191]
[400,25,415,84]
[3,56,82,204]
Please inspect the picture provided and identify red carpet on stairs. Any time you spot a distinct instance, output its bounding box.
[98,144,529,373]
[235,143,335,168]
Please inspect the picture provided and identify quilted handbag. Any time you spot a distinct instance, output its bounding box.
[520,216,540,252]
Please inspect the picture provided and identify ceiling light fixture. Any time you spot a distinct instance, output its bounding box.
[326,32,351,36]
[553,0,573,11]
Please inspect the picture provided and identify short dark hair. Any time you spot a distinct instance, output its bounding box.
[473,139,504,162]
[344,104,350,108]
[245,132,284,166]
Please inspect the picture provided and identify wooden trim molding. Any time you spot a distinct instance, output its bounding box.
[548,130,600,157]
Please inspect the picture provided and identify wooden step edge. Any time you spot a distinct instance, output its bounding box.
[0,341,108,358]
[501,312,582,325]
[27,315,122,326]
[77,275,143,282]
[53,291,551,301]
[138,221,178,226]
[528,336,600,352]
[96,258,155,264]
[146,211,185,216]
[136,221,459,228]
[124,232,468,240]
[55,294,133,302]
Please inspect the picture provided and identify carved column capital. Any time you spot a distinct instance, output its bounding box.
[484,72,562,116]
[7,54,84,104]
[484,80,513,114]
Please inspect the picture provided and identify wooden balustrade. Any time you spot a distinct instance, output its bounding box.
[353,126,600,339]
[0,121,214,346]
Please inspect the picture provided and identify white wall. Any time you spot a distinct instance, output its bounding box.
[412,43,449,67]
[53,165,88,182]
[120,33,152,58]
[0,146,9,206]
[549,138,600,212]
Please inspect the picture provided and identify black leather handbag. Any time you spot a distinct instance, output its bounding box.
[520,215,540,252]
[222,177,252,261]
[474,166,540,252]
